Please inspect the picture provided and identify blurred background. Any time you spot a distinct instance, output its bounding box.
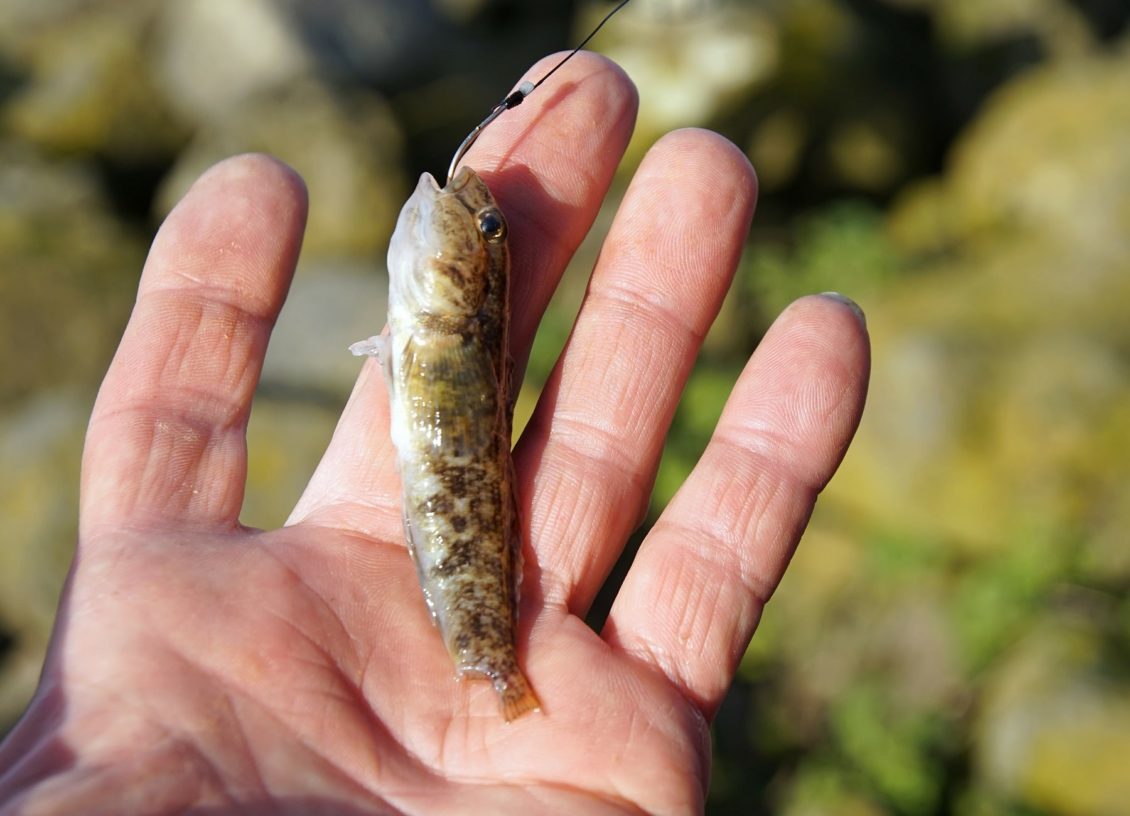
[2,0,1129,812]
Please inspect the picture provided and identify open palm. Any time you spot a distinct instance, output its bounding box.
[0,55,868,815]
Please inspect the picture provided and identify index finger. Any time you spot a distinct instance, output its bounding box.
[81,155,308,536]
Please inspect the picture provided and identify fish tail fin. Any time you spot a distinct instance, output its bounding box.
[499,671,540,722]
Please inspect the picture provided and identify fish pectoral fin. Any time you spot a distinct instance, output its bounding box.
[403,333,498,454]
[403,332,495,389]
[348,335,387,358]
[350,334,395,396]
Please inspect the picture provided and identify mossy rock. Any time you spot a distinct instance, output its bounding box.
[976,616,1130,815]
[0,391,85,729]
[826,41,1130,555]
[2,2,188,159]
[0,143,144,406]
[155,80,406,261]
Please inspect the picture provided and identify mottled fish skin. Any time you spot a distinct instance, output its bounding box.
[352,166,538,721]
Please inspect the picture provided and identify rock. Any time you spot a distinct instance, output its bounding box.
[746,108,807,192]
[0,0,119,51]
[824,115,909,193]
[154,79,406,261]
[0,141,144,404]
[279,0,452,87]
[2,2,188,158]
[242,397,341,530]
[599,1,779,161]
[824,41,1130,554]
[0,140,142,728]
[260,261,387,395]
[975,617,1130,814]
[720,36,1130,814]
[152,0,312,125]
[831,250,1130,553]
[944,42,1130,251]
[0,391,85,728]
[933,0,1094,56]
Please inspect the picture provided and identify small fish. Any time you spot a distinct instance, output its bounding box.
[351,0,634,721]
[351,166,539,721]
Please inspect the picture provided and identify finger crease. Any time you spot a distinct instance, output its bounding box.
[654,517,777,613]
[547,412,652,510]
[142,280,281,327]
[589,281,706,346]
[712,426,826,499]
[98,385,250,439]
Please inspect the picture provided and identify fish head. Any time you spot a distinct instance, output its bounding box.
[388,167,509,321]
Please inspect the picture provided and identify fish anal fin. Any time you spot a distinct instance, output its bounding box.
[402,332,498,455]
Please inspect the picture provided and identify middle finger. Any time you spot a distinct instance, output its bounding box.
[516,128,757,614]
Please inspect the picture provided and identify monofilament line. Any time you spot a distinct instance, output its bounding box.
[447,0,634,184]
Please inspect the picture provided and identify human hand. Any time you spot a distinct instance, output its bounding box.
[0,54,868,815]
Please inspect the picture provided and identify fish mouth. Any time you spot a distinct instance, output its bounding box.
[416,171,443,196]
[447,165,476,193]
[415,167,476,198]
[388,174,442,273]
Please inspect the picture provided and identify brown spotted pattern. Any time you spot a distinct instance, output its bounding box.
[389,167,539,720]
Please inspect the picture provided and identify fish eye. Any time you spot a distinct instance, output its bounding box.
[477,208,507,243]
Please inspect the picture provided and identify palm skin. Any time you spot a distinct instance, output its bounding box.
[0,54,869,815]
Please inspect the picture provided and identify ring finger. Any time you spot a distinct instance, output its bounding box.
[515,128,757,615]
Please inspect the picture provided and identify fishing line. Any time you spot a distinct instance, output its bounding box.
[447,0,634,184]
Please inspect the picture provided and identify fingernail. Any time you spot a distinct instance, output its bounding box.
[820,291,867,329]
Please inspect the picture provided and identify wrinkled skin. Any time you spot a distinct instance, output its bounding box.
[0,54,869,815]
